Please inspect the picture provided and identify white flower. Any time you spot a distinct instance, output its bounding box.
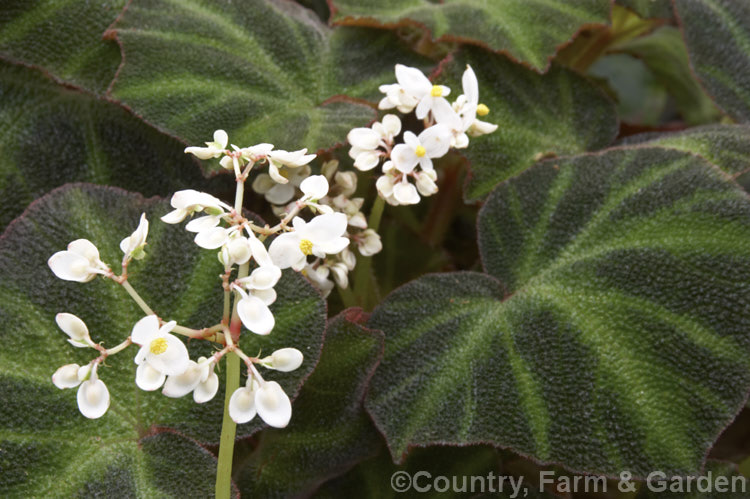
[357,229,383,257]
[229,377,260,424]
[391,124,452,174]
[184,130,228,160]
[120,213,149,261]
[393,179,420,205]
[135,363,166,391]
[162,357,216,400]
[267,149,316,184]
[252,165,311,205]
[56,313,95,348]
[194,226,230,250]
[436,65,497,146]
[415,169,438,197]
[52,363,82,389]
[333,171,357,197]
[193,358,219,403]
[395,64,452,120]
[268,213,349,271]
[259,348,304,372]
[329,262,349,288]
[48,239,108,282]
[255,381,292,428]
[347,115,401,171]
[132,315,189,377]
[302,264,334,297]
[76,364,110,419]
[161,190,227,225]
[235,287,275,335]
[378,83,419,113]
[300,175,329,201]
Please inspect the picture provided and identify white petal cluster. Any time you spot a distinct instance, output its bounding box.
[347,114,401,171]
[120,213,149,261]
[268,213,349,271]
[132,315,190,391]
[184,129,228,160]
[48,239,109,282]
[368,64,497,206]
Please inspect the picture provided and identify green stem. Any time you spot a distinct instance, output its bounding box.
[353,196,385,309]
[337,283,357,309]
[215,351,240,498]
[120,280,154,316]
[215,179,249,498]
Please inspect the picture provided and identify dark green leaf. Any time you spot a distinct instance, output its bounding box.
[674,0,750,123]
[108,0,432,172]
[329,0,612,72]
[236,310,384,498]
[0,184,326,494]
[619,124,750,176]
[0,0,124,94]
[612,26,721,125]
[438,47,617,201]
[366,147,750,477]
[617,0,674,19]
[0,61,220,233]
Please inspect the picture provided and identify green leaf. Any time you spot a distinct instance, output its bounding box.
[674,0,750,123]
[0,61,222,233]
[619,124,750,177]
[236,310,384,498]
[611,26,721,125]
[107,0,432,172]
[315,446,557,499]
[438,48,617,201]
[636,460,748,498]
[616,0,674,19]
[0,0,124,94]
[0,184,326,494]
[329,0,612,72]
[0,426,225,497]
[365,147,750,477]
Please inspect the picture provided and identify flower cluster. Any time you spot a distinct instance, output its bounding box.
[349,64,497,206]
[46,63,496,430]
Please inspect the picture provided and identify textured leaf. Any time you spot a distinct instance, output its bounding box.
[674,0,750,123]
[0,184,326,495]
[617,0,674,19]
[619,124,750,177]
[329,0,612,72]
[0,0,124,94]
[107,0,431,173]
[366,147,750,477]
[438,48,617,201]
[612,26,721,125]
[0,61,221,233]
[315,446,556,499]
[0,427,225,497]
[236,310,384,498]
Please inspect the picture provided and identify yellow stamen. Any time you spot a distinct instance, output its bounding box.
[415,145,427,158]
[278,168,290,179]
[299,239,313,256]
[430,85,443,97]
[150,337,168,355]
[476,103,490,116]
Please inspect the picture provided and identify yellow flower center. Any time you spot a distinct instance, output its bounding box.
[149,337,168,355]
[278,168,290,179]
[476,103,490,116]
[415,145,427,158]
[299,239,313,256]
[430,85,443,97]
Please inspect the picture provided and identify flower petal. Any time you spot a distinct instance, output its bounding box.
[194,372,219,403]
[48,251,95,282]
[229,384,258,424]
[131,315,160,345]
[393,180,421,205]
[420,123,453,158]
[135,362,166,391]
[162,360,203,398]
[395,64,431,97]
[56,313,90,342]
[347,127,380,150]
[145,334,190,376]
[255,381,292,428]
[77,379,110,419]
[52,364,82,389]
[266,348,304,372]
[268,233,303,269]
[391,144,419,174]
[237,295,275,335]
[194,226,229,249]
[185,215,221,233]
[300,175,329,199]
[67,239,100,262]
